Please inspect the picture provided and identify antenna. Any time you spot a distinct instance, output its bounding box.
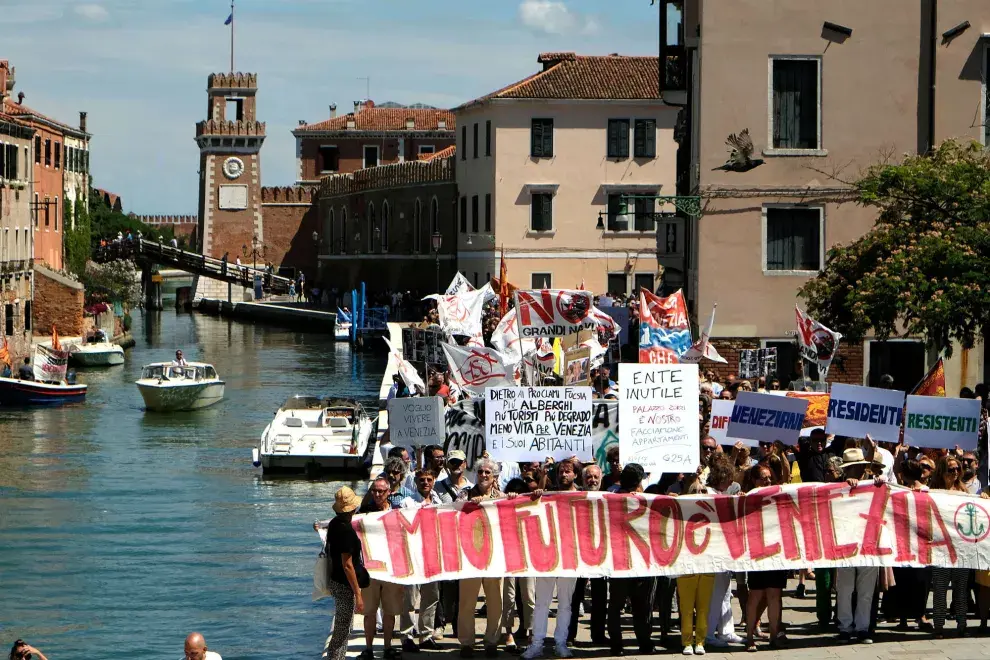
[357,77,370,100]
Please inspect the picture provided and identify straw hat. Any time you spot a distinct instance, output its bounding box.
[839,447,884,473]
[333,486,361,514]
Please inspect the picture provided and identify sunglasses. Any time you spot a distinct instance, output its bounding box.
[477,470,494,475]
[702,445,716,452]
[371,488,388,494]
[921,465,934,472]
[948,467,961,473]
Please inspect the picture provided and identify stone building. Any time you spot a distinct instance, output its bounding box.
[132,214,199,243]
[315,149,458,292]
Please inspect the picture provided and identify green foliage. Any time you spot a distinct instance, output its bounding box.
[799,140,990,356]
[122,312,132,331]
[63,198,91,276]
[80,259,141,306]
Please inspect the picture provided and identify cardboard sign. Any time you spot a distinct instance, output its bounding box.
[514,289,596,338]
[904,395,981,450]
[618,363,699,473]
[708,399,757,448]
[592,400,620,473]
[387,396,445,450]
[485,387,594,462]
[726,391,808,445]
[563,346,591,386]
[825,383,905,443]
[444,400,486,469]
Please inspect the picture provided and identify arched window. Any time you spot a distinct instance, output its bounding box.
[327,209,335,255]
[430,197,439,236]
[413,199,423,253]
[381,201,390,253]
[338,207,347,254]
[366,202,375,253]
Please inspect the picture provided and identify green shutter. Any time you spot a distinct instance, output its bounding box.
[542,120,553,157]
[645,120,656,157]
[619,120,629,157]
[531,121,542,156]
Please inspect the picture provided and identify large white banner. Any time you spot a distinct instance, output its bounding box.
[387,396,444,450]
[826,383,905,443]
[424,287,488,338]
[322,485,990,584]
[904,395,981,450]
[442,343,516,396]
[618,363,699,473]
[446,272,475,295]
[708,399,756,448]
[486,387,594,462]
[727,391,808,445]
[514,289,596,338]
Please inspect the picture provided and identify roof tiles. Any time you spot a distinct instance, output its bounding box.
[296,104,455,133]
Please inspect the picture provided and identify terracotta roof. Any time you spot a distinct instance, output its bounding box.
[418,145,456,161]
[455,52,660,110]
[2,97,80,135]
[296,101,455,133]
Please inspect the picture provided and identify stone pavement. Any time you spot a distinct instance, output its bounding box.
[326,579,990,660]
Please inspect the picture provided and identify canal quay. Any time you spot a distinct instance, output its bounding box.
[0,308,385,659]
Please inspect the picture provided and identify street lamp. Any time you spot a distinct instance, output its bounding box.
[431,231,442,293]
[242,235,266,270]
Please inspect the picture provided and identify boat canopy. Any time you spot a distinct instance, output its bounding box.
[280,395,363,412]
[140,364,219,381]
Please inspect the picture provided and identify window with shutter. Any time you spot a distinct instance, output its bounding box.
[460,196,467,233]
[484,194,491,232]
[765,207,822,271]
[772,58,820,149]
[531,193,553,231]
[471,195,479,233]
[485,120,492,156]
[531,119,553,157]
[607,119,629,158]
[0,143,6,180]
[634,119,657,158]
[634,197,656,231]
[461,126,467,160]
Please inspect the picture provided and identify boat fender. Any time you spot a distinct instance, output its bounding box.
[252,447,261,467]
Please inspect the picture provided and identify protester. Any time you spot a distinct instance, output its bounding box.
[883,459,933,632]
[317,487,364,660]
[181,632,222,660]
[962,451,982,494]
[456,458,504,657]
[677,477,716,655]
[8,641,48,660]
[17,357,32,380]
[399,471,443,651]
[930,455,971,638]
[500,479,535,653]
[705,454,744,648]
[569,465,607,645]
[424,445,448,480]
[602,446,622,489]
[435,450,473,503]
[383,456,414,508]
[359,478,404,659]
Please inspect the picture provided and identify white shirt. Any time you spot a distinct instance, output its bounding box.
[874,446,898,485]
[180,652,222,660]
[401,490,443,507]
[172,358,188,366]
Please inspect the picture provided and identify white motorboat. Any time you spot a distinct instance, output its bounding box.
[334,320,351,342]
[136,362,225,412]
[253,396,375,474]
[68,340,125,367]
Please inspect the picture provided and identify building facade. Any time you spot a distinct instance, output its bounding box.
[133,214,199,243]
[63,112,91,229]
[453,52,679,295]
[315,151,458,292]
[674,0,990,390]
[293,101,455,184]
[0,61,35,360]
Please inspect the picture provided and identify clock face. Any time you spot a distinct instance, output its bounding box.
[223,157,245,180]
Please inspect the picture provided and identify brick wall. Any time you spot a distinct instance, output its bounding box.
[0,281,32,362]
[261,201,319,272]
[299,135,456,180]
[33,264,84,336]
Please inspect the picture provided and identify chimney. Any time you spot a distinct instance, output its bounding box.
[405,117,415,130]
[0,61,7,103]
[329,103,337,118]
[353,100,361,113]
[17,92,23,105]
[79,111,88,133]
[537,51,577,71]
[298,119,307,126]
[437,120,446,130]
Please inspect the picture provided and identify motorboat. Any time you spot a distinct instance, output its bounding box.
[335,308,352,342]
[253,396,376,474]
[135,362,225,412]
[0,345,86,406]
[68,340,125,367]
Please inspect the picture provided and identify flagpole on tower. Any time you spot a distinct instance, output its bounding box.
[230,0,235,73]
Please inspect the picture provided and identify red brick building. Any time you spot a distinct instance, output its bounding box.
[293,100,455,184]
[131,214,198,243]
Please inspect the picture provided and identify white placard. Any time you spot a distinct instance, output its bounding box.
[708,399,757,448]
[485,387,593,462]
[825,383,905,443]
[904,395,981,450]
[726,391,808,445]
[387,396,444,450]
[218,184,248,210]
[618,363,699,474]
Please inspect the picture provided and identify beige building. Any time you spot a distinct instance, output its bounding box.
[453,52,680,295]
[674,0,990,391]
[63,113,91,229]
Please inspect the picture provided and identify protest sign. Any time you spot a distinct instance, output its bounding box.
[904,395,981,450]
[638,289,692,364]
[795,306,842,379]
[739,348,777,379]
[442,343,515,396]
[446,272,475,295]
[387,397,444,450]
[708,399,756,448]
[726,391,808,445]
[563,347,591,386]
[592,400,620,473]
[33,344,68,382]
[424,287,488,338]
[618,363,699,473]
[514,289,596,338]
[485,386,594,462]
[444,400,485,468]
[825,383,905,443]
[769,391,829,429]
[324,484,990,584]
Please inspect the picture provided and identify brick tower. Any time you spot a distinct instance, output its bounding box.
[195,72,266,260]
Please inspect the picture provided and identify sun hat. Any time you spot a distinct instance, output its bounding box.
[839,447,884,473]
[333,486,361,514]
[447,450,466,463]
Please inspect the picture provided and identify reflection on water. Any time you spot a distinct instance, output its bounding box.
[0,310,385,659]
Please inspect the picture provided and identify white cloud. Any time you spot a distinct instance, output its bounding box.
[74,4,109,21]
[518,0,598,36]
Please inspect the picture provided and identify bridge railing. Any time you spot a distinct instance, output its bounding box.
[94,239,295,293]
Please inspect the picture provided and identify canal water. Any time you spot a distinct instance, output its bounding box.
[0,309,386,659]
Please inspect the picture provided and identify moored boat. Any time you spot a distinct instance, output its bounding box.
[0,342,86,407]
[253,396,375,474]
[135,362,225,412]
[68,340,125,366]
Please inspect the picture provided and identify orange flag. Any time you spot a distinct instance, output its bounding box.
[911,358,946,396]
[51,324,61,351]
[498,246,509,317]
[0,336,10,369]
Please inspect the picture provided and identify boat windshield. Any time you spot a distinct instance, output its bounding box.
[142,365,166,379]
[325,407,355,422]
[167,366,197,380]
[282,396,324,411]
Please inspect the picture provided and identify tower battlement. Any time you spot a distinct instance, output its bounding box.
[207,72,257,90]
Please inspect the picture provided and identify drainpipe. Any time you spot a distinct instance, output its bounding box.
[927,0,937,152]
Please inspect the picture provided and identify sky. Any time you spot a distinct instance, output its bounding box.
[4,0,662,215]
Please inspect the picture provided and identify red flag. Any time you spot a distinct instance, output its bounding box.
[911,358,946,396]
[0,335,10,369]
[51,325,61,351]
[498,246,508,317]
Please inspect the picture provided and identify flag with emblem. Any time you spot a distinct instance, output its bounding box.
[911,358,946,397]
[441,342,515,397]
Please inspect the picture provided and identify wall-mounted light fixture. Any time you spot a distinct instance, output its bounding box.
[823,21,853,37]
[942,21,971,42]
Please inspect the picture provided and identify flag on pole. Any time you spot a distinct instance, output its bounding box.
[638,288,692,363]
[794,306,842,381]
[441,342,515,396]
[911,358,946,396]
[0,336,10,370]
[681,304,726,363]
[498,247,508,317]
[224,12,233,25]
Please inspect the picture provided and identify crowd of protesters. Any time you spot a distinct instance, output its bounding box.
[320,358,990,659]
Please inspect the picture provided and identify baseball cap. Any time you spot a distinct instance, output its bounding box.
[447,450,466,463]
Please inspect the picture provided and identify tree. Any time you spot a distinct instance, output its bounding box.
[63,198,91,276]
[80,259,140,307]
[799,140,990,356]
